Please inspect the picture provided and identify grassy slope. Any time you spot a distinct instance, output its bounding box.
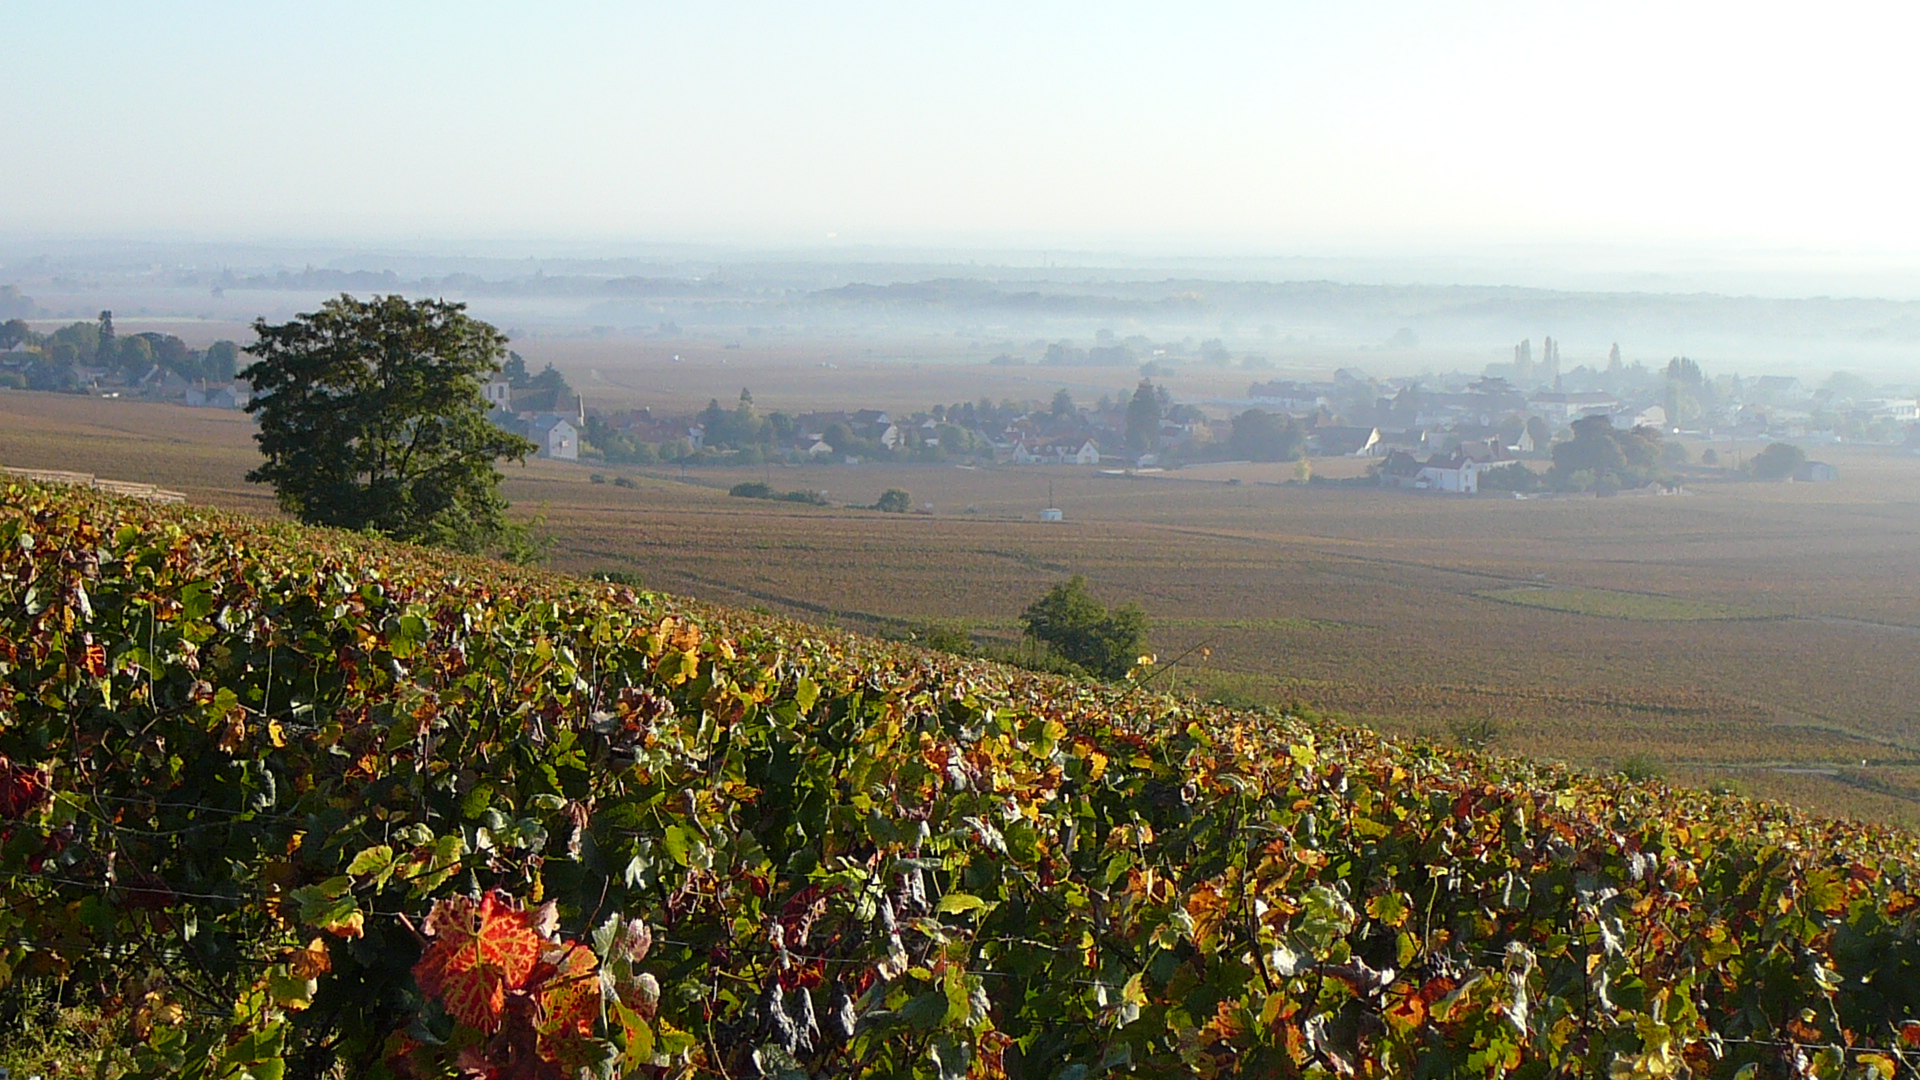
[3,482,1920,1078]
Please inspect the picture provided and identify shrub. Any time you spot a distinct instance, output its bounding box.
[874,488,911,513]
[1019,575,1149,679]
[1449,717,1502,750]
[906,619,973,655]
[1617,754,1663,781]
[611,475,637,488]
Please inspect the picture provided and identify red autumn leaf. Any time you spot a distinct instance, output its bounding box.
[413,891,549,1032]
[534,942,601,1042]
[1900,1020,1920,1047]
[80,639,108,680]
[0,757,52,819]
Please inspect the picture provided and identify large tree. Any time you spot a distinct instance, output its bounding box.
[1229,408,1305,461]
[1125,379,1162,453]
[242,294,536,553]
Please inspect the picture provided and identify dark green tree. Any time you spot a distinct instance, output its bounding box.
[1228,408,1305,461]
[242,294,537,554]
[1525,415,1551,451]
[1550,414,1662,490]
[205,340,241,381]
[515,363,575,413]
[874,488,912,513]
[96,310,115,365]
[1125,379,1162,453]
[1019,575,1149,679]
[1748,441,1806,480]
[0,319,31,350]
[1051,387,1075,417]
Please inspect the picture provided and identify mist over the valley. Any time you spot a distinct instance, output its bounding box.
[5,240,1920,388]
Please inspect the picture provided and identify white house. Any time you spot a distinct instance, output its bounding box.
[1529,391,1619,425]
[185,381,251,409]
[1380,447,1523,494]
[524,415,579,461]
[1611,405,1667,430]
[483,380,513,411]
[1862,399,1920,422]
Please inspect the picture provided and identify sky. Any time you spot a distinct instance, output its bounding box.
[5,1,1920,257]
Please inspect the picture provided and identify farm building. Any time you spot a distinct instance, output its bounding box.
[1792,461,1838,482]
[1379,447,1523,494]
[521,414,580,461]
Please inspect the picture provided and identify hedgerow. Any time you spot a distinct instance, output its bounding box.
[2,481,1919,1078]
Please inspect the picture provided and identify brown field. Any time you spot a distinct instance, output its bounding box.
[6,388,1920,825]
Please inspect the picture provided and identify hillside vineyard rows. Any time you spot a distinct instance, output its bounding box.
[3,482,1920,1077]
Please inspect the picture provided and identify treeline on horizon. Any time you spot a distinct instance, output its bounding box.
[0,307,241,392]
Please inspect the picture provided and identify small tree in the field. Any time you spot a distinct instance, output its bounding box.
[1019,575,1149,679]
[1747,441,1805,481]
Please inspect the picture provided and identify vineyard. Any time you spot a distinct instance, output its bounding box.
[3,480,1920,1078]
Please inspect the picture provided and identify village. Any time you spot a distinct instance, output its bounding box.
[474,337,1904,494]
[4,314,1910,494]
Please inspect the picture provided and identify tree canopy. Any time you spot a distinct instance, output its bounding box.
[1019,575,1149,679]
[1125,379,1162,453]
[242,294,537,554]
[1229,408,1306,461]
[1748,440,1807,480]
[1549,415,1663,491]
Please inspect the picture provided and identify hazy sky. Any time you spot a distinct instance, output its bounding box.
[6,2,1918,253]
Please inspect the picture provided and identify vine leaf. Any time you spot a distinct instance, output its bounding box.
[413,891,548,1031]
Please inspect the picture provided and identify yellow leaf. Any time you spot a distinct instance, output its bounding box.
[1087,751,1108,782]
[267,719,286,748]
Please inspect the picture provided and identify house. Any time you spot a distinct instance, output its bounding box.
[1611,405,1667,431]
[1311,425,1382,457]
[524,415,579,461]
[185,381,251,409]
[1379,447,1521,494]
[1792,461,1838,482]
[483,379,513,411]
[1529,391,1619,425]
[1012,437,1102,465]
[133,365,192,400]
[1861,399,1920,422]
[1064,439,1101,465]
[1376,428,1430,454]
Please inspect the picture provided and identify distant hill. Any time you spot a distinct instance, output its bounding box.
[2,480,1919,1077]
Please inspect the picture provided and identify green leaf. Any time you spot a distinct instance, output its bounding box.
[662,825,691,867]
[900,990,950,1032]
[935,892,989,915]
[346,844,396,888]
[794,676,819,713]
[289,878,360,937]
